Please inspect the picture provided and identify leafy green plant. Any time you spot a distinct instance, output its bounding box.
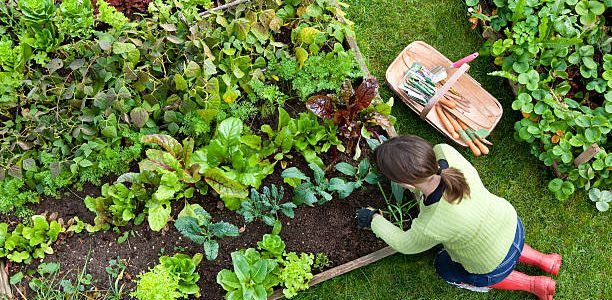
[174,203,240,260]
[313,252,331,271]
[131,264,182,300]
[105,257,128,300]
[261,107,343,168]
[281,163,333,206]
[0,177,39,214]
[83,182,148,232]
[190,117,275,210]
[588,188,610,212]
[96,0,130,30]
[24,261,97,300]
[57,0,94,39]
[216,249,280,300]
[466,0,611,204]
[330,158,379,199]
[279,252,314,299]
[257,233,286,258]
[271,44,363,100]
[159,253,203,298]
[132,253,202,300]
[0,215,64,263]
[238,185,297,226]
[18,0,62,51]
[307,76,392,151]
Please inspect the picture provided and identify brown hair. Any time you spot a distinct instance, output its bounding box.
[375,135,470,203]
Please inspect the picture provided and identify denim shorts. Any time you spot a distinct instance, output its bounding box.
[433,218,525,287]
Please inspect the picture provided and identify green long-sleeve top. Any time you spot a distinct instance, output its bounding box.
[372,144,518,274]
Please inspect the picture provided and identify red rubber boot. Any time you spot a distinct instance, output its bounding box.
[490,271,556,300]
[519,244,562,275]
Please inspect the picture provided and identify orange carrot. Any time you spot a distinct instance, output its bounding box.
[439,97,457,109]
[436,105,460,140]
[458,119,489,155]
[444,109,481,156]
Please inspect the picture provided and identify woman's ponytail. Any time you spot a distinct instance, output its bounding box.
[439,167,470,203]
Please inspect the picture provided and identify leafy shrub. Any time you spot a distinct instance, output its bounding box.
[589,187,610,212]
[174,203,240,260]
[466,0,611,204]
[238,185,297,226]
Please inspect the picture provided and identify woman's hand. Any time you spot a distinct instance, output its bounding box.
[355,208,380,230]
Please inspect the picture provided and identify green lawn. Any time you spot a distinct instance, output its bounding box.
[295,0,611,299]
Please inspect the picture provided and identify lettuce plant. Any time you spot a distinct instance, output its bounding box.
[57,0,94,39]
[216,249,280,300]
[159,253,203,297]
[257,233,286,258]
[279,252,314,299]
[132,253,202,300]
[83,182,148,232]
[0,215,63,264]
[174,203,239,260]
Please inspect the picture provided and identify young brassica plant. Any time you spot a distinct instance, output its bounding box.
[174,203,239,260]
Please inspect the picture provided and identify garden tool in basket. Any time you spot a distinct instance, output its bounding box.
[430,52,479,83]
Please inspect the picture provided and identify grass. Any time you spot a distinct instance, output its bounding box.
[294,0,611,299]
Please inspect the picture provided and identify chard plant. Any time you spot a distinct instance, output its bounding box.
[174,203,240,260]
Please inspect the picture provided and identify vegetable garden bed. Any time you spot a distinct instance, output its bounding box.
[0,0,408,299]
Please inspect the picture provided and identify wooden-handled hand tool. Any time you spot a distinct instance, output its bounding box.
[442,108,481,156]
[458,119,489,155]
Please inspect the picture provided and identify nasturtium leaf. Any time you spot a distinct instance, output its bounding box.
[174,74,188,91]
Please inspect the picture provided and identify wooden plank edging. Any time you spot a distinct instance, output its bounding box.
[268,246,397,300]
[0,261,12,300]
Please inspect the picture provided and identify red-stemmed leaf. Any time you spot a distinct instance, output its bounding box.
[306,94,335,119]
[349,76,379,115]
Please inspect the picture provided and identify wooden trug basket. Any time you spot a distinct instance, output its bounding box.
[385,41,503,146]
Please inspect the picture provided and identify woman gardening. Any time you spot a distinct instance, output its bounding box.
[357,135,561,300]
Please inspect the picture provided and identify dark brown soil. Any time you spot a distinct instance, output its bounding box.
[8,147,397,299]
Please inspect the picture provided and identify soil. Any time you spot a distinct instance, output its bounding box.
[7,145,400,300]
[103,0,152,17]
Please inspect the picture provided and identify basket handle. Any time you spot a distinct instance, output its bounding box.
[419,64,470,120]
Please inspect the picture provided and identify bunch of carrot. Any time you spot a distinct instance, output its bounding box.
[435,99,490,156]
